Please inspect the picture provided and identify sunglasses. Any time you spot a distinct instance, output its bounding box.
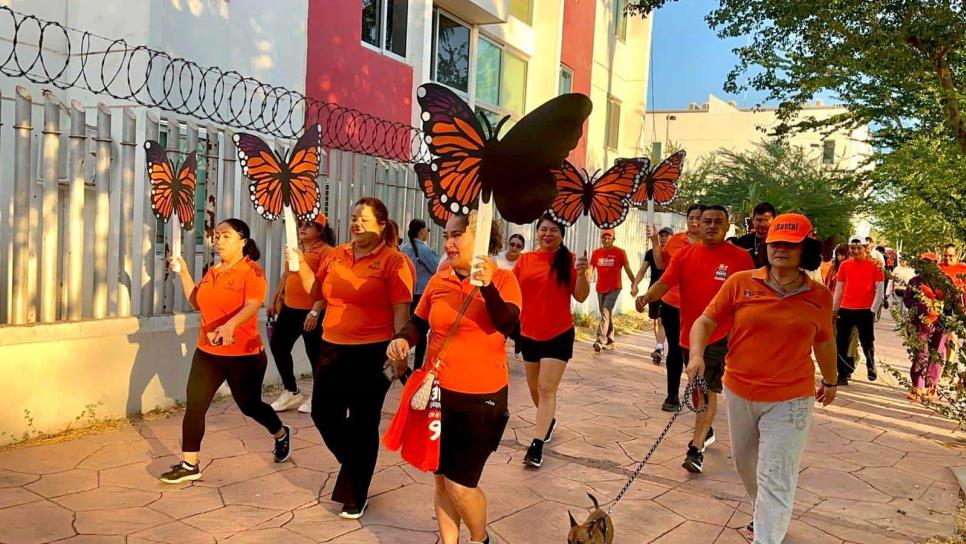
[508,242,524,249]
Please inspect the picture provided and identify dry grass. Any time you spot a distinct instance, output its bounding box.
[574,311,650,342]
[923,491,966,543]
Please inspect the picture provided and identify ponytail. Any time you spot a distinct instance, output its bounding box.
[539,214,572,287]
[220,218,260,261]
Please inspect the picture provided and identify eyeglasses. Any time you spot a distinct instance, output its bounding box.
[508,243,524,249]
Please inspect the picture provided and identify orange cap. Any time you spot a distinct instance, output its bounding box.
[311,211,328,227]
[921,252,939,262]
[765,213,813,244]
[601,229,615,238]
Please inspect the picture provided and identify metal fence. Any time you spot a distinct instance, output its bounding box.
[0,86,436,326]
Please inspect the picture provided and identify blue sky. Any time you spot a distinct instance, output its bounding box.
[647,0,768,110]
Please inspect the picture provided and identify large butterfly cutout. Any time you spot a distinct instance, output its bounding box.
[629,150,685,207]
[416,83,592,225]
[234,125,323,221]
[546,158,650,229]
[145,140,197,231]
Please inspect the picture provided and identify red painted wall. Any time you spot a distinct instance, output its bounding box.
[305,0,414,160]
[561,0,596,168]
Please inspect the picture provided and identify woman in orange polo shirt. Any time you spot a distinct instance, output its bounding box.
[294,197,414,519]
[387,212,520,544]
[160,219,290,484]
[267,212,335,414]
[514,214,590,469]
[687,213,837,543]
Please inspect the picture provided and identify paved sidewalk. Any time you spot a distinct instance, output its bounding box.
[0,318,962,543]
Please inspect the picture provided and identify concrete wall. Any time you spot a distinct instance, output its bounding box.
[0,315,311,444]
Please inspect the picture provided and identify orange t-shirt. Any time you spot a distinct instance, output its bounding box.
[661,242,755,349]
[591,246,628,293]
[416,268,522,394]
[941,263,966,291]
[835,258,884,310]
[660,232,693,307]
[513,250,578,340]
[284,243,330,309]
[315,243,414,345]
[194,258,267,356]
[704,268,834,402]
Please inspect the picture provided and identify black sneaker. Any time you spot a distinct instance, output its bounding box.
[867,366,878,382]
[273,425,292,463]
[682,442,704,473]
[661,398,681,412]
[339,501,368,520]
[593,342,602,353]
[702,427,715,451]
[524,439,544,468]
[836,376,850,386]
[544,418,558,444]
[160,461,201,484]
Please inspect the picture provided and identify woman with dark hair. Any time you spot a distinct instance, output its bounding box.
[514,214,590,468]
[401,218,441,369]
[295,197,414,519]
[688,213,837,543]
[160,219,290,483]
[495,233,525,270]
[267,212,334,414]
[387,212,517,544]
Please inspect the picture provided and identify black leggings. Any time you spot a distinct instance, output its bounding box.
[269,304,322,392]
[411,296,427,369]
[660,303,684,402]
[182,349,283,452]
[311,340,392,507]
[835,308,876,378]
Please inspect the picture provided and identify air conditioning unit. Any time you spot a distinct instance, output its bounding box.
[688,102,699,110]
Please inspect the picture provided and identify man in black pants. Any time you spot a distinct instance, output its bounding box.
[833,235,885,385]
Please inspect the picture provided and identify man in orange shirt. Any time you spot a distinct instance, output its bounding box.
[590,229,635,352]
[636,205,754,474]
[833,235,885,385]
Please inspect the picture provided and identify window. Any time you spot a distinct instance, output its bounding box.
[433,12,470,92]
[559,65,574,95]
[651,141,662,160]
[361,0,408,57]
[822,140,836,164]
[510,0,532,24]
[605,97,621,150]
[613,0,628,41]
[474,36,528,116]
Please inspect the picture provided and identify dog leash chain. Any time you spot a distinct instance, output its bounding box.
[607,377,708,515]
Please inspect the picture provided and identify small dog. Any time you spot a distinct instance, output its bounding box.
[567,493,614,543]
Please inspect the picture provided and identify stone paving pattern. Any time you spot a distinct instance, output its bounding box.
[0,318,963,543]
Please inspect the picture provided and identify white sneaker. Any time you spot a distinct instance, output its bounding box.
[271,390,304,412]
[297,399,312,413]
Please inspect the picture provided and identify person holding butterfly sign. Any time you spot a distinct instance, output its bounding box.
[293,197,414,519]
[515,215,592,468]
[384,212,519,544]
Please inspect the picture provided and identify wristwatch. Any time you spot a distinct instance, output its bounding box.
[821,380,837,388]
[309,310,319,317]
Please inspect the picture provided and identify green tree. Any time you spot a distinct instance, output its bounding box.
[673,142,868,240]
[628,1,966,154]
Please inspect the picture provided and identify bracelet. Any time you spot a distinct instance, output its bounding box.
[821,380,837,388]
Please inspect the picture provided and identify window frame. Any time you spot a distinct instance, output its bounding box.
[360,0,408,62]
[822,140,836,164]
[613,0,628,42]
[558,64,574,95]
[605,96,622,151]
[431,9,473,97]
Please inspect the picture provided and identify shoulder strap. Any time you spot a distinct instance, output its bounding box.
[426,286,479,372]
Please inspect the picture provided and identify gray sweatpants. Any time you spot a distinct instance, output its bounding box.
[596,290,620,345]
[724,386,813,544]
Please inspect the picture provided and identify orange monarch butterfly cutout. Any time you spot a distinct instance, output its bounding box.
[546,158,649,229]
[628,149,685,227]
[145,140,197,273]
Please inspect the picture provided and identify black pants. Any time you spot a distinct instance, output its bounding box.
[411,296,427,370]
[311,340,392,507]
[182,349,283,452]
[269,304,322,392]
[660,303,684,402]
[836,308,876,378]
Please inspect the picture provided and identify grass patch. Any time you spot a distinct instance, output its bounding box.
[574,311,651,342]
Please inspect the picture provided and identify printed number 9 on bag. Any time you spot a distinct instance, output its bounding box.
[429,420,441,441]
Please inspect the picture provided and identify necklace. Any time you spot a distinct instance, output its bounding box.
[769,268,802,291]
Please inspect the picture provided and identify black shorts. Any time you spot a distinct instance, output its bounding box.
[436,387,509,488]
[519,328,576,363]
[682,337,728,393]
[648,300,662,320]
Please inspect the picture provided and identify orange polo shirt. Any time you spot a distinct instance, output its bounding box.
[836,258,884,310]
[416,268,522,394]
[660,232,693,308]
[194,258,267,356]
[514,250,578,340]
[315,242,414,345]
[284,242,330,310]
[661,242,755,349]
[704,268,834,402]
